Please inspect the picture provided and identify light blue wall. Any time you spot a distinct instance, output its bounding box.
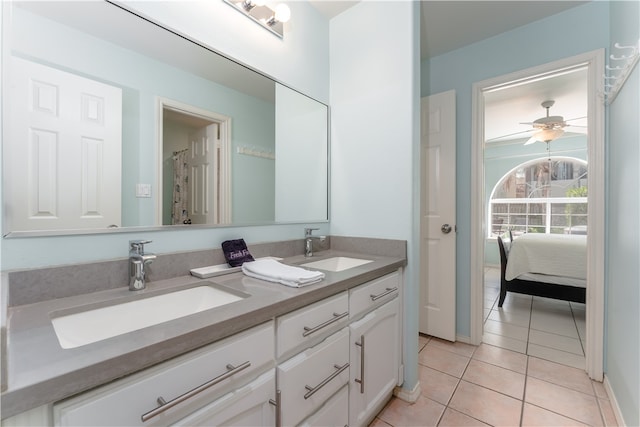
[484,135,587,265]
[329,0,420,394]
[422,1,610,339]
[1,0,330,270]
[606,1,640,425]
[12,7,276,228]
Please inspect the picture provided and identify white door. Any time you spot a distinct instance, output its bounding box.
[187,124,219,225]
[419,90,457,341]
[6,57,122,231]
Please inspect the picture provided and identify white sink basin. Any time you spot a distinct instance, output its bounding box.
[51,284,247,349]
[301,256,373,272]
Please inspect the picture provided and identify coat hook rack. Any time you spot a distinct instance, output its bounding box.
[602,39,639,105]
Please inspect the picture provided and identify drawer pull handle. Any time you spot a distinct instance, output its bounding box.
[141,360,251,422]
[303,362,350,400]
[370,287,398,301]
[269,389,282,427]
[302,311,349,337]
[355,335,365,393]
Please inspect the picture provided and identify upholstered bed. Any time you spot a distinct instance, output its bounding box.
[497,232,587,307]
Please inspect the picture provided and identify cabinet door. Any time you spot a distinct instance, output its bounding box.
[349,297,400,427]
[172,370,275,426]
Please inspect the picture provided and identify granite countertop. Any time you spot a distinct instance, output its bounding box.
[1,250,405,419]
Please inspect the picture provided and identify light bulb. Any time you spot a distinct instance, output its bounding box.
[274,3,290,23]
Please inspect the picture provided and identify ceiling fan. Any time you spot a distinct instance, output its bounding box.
[522,100,586,145]
[487,100,587,145]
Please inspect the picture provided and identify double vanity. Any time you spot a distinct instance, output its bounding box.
[1,237,406,426]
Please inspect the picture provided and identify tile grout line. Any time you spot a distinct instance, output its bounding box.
[524,295,534,355]
[520,355,530,426]
[570,302,587,357]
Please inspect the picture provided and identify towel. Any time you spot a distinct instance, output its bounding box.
[242,258,325,288]
[222,239,254,267]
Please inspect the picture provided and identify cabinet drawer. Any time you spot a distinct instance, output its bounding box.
[349,271,400,320]
[299,384,348,427]
[173,370,275,426]
[277,328,349,427]
[276,291,348,360]
[54,322,274,426]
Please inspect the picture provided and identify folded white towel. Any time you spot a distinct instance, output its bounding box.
[242,259,325,288]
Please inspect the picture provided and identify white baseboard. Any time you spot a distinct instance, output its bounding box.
[456,334,472,345]
[394,381,421,403]
[604,374,627,426]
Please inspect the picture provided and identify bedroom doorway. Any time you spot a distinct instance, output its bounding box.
[470,50,605,381]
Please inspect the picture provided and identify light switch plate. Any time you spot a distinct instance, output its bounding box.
[136,183,152,198]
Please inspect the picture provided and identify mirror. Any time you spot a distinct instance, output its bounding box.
[2,1,328,236]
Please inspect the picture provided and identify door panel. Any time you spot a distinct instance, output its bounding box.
[420,90,457,341]
[7,57,122,231]
[187,124,219,225]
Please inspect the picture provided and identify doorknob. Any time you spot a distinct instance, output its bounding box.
[441,224,452,234]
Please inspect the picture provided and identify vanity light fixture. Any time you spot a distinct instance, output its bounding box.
[224,0,291,38]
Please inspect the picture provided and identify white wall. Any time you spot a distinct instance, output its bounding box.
[329,0,420,395]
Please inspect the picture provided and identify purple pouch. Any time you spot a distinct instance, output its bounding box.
[221,239,255,267]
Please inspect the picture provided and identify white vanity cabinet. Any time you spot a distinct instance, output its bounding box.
[277,327,350,427]
[3,266,404,427]
[348,272,401,427]
[53,322,275,426]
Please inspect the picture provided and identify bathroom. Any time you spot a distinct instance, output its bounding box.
[1,1,638,426]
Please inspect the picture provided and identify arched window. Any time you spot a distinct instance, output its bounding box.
[489,157,587,237]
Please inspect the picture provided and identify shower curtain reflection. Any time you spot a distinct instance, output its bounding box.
[172,149,190,225]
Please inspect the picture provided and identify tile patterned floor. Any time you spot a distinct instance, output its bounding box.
[482,267,587,369]
[372,336,618,426]
[370,267,616,426]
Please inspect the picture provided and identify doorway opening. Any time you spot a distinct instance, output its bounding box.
[156,98,232,226]
[470,50,605,380]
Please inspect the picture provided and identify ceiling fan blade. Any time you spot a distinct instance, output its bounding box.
[564,116,587,122]
[486,129,533,142]
[524,135,538,145]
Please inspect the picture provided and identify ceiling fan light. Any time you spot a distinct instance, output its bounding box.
[535,128,564,143]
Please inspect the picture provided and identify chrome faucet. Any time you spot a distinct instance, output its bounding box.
[129,240,156,291]
[304,228,320,258]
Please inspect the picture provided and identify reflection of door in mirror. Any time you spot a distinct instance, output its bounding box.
[160,102,231,226]
[6,57,122,231]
